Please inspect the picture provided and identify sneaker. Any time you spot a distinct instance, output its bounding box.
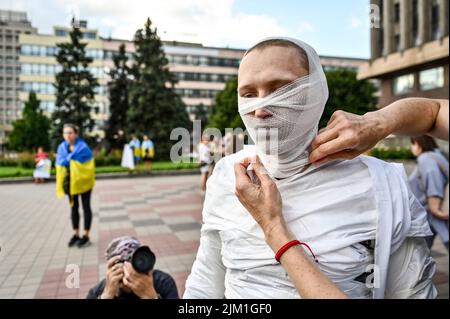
[77,235,91,248]
[68,235,80,247]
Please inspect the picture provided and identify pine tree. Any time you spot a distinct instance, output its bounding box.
[9,92,51,152]
[192,103,210,129]
[105,44,130,152]
[51,19,98,145]
[127,18,190,160]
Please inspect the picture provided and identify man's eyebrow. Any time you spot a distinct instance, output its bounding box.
[239,78,293,91]
[238,84,254,93]
[265,78,295,87]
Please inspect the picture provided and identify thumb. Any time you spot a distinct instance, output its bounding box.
[234,158,252,188]
[252,156,273,186]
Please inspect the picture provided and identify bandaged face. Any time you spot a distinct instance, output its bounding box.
[238,37,329,178]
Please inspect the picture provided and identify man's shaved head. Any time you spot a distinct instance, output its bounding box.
[245,39,309,73]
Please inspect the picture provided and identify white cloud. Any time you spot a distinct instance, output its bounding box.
[17,0,289,49]
[296,21,314,35]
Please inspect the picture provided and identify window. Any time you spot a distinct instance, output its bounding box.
[40,64,47,75]
[83,32,96,39]
[21,45,31,55]
[431,0,440,40]
[31,45,39,56]
[394,34,401,51]
[47,46,56,56]
[32,64,39,74]
[394,3,400,23]
[55,29,68,37]
[393,73,414,95]
[419,67,444,90]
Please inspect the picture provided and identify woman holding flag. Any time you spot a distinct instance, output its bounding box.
[56,124,95,248]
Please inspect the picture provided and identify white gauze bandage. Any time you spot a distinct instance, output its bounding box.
[238,37,329,179]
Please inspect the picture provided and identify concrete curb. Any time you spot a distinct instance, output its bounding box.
[0,169,201,185]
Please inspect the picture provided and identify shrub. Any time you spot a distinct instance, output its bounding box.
[369,147,414,160]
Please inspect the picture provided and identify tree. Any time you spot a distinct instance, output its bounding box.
[192,103,210,129]
[208,78,244,133]
[9,92,51,152]
[105,44,130,152]
[321,69,377,128]
[51,19,99,145]
[127,18,190,159]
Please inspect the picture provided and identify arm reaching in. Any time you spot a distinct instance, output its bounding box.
[310,98,449,164]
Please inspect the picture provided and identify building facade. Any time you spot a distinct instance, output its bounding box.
[17,23,245,138]
[358,0,449,107]
[0,17,369,145]
[0,10,36,148]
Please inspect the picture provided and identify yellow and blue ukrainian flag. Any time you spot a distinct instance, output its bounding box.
[141,140,155,158]
[55,138,95,199]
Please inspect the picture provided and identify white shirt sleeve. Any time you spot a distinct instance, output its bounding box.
[385,237,437,299]
[183,225,226,298]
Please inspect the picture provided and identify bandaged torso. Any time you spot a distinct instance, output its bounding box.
[184,146,436,299]
[189,146,379,298]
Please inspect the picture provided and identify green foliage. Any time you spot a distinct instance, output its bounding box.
[94,152,122,166]
[208,78,243,133]
[0,161,199,179]
[369,147,414,160]
[105,44,130,152]
[321,69,377,128]
[51,20,99,145]
[8,92,51,152]
[127,18,190,160]
[191,104,210,129]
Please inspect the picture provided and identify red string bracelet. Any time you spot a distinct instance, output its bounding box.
[275,240,318,263]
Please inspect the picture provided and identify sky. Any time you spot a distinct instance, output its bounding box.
[1,0,372,58]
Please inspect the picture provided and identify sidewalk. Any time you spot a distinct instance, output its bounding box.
[0,175,203,298]
[0,171,448,299]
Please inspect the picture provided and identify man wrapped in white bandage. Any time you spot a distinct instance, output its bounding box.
[184,37,437,299]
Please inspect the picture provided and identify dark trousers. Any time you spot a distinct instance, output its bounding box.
[69,190,92,231]
[425,222,449,252]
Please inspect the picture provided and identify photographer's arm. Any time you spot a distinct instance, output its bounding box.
[123,263,158,299]
[100,256,124,299]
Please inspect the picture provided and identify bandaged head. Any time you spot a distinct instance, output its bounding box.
[238,37,329,178]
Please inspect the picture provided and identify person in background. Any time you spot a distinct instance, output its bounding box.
[33,146,50,183]
[208,136,221,174]
[129,134,141,173]
[409,136,449,251]
[198,135,211,192]
[87,236,179,299]
[141,135,155,173]
[55,124,95,248]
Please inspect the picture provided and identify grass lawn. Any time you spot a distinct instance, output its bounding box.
[0,161,199,179]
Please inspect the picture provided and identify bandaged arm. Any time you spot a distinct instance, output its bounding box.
[183,226,226,298]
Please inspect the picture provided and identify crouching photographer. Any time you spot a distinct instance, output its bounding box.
[87,236,179,299]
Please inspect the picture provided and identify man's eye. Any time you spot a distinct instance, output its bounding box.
[242,93,256,98]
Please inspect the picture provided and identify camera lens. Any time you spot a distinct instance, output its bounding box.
[131,246,155,273]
